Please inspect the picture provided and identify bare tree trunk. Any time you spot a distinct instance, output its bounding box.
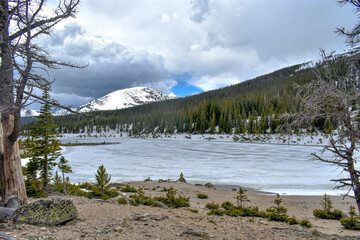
[348,156,360,215]
[0,115,27,204]
[43,154,49,190]
[62,172,66,195]
[0,2,27,205]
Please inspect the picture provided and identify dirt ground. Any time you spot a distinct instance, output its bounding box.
[2,181,360,240]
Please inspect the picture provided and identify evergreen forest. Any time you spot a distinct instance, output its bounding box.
[21,55,357,136]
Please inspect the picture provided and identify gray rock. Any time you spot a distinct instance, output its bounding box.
[132,213,149,221]
[342,211,351,219]
[153,201,168,208]
[177,177,186,183]
[149,214,168,221]
[6,197,21,209]
[297,227,307,233]
[0,208,16,221]
[0,232,16,240]
[13,198,78,226]
[204,182,214,188]
[182,229,209,238]
[132,213,168,221]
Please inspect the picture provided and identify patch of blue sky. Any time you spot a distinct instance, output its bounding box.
[169,73,202,97]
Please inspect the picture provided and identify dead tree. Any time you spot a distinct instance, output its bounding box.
[0,0,81,205]
[282,50,360,214]
[337,0,360,46]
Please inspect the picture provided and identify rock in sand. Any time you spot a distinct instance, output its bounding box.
[13,199,78,226]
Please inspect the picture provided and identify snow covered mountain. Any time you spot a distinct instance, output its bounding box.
[21,109,40,117]
[78,87,173,113]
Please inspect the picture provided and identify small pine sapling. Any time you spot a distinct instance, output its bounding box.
[180,172,184,178]
[340,205,360,230]
[58,156,72,195]
[54,171,61,186]
[95,165,111,198]
[349,205,358,219]
[266,193,288,222]
[236,187,250,209]
[321,193,332,212]
[313,193,342,220]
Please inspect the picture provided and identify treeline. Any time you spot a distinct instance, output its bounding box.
[22,63,335,135]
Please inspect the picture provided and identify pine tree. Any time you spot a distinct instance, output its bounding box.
[25,88,61,189]
[236,187,250,208]
[58,156,72,195]
[95,165,111,198]
[200,106,208,133]
[210,111,216,134]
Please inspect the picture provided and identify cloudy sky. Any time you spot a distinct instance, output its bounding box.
[41,0,357,107]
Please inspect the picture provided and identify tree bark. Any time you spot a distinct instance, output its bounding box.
[62,172,66,195]
[0,1,27,205]
[0,115,27,205]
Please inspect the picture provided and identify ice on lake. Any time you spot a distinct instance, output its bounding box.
[59,136,349,195]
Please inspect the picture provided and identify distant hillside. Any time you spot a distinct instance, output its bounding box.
[37,61,318,136]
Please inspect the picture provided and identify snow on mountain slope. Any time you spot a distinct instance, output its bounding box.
[21,109,40,117]
[78,87,172,112]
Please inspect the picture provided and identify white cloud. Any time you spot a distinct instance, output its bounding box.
[39,0,357,105]
[51,92,93,107]
[189,0,209,23]
[192,72,241,91]
[137,78,178,95]
[161,13,170,23]
[47,23,170,101]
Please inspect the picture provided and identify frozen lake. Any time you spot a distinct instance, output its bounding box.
[60,136,348,195]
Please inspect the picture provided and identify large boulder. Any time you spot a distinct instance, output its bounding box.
[6,197,21,209]
[13,199,78,226]
[0,208,16,222]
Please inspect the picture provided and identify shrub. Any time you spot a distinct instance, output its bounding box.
[120,184,138,193]
[25,180,48,198]
[300,219,312,228]
[129,188,154,206]
[187,208,199,213]
[118,198,127,205]
[153,187,190,208]
[313,209,342,220]
[241,207,263,217]
[160,187,171,192]
[129,199,139,206]
[197,193,208,199]
[340,205,360,230]
[221,201,235,210]
[207,209,224,216]
[341,218,360,230]
[205,202,220,210]
[66,184,89,197]
[144,177,152,182]
[79,182,93,190]
[313,193,342,220]
[287,216,299,225]
[266,194,288,222]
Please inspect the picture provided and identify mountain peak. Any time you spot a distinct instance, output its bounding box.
[78,87,171,112]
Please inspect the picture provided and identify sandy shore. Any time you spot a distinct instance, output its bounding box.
[3,181,360,240]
